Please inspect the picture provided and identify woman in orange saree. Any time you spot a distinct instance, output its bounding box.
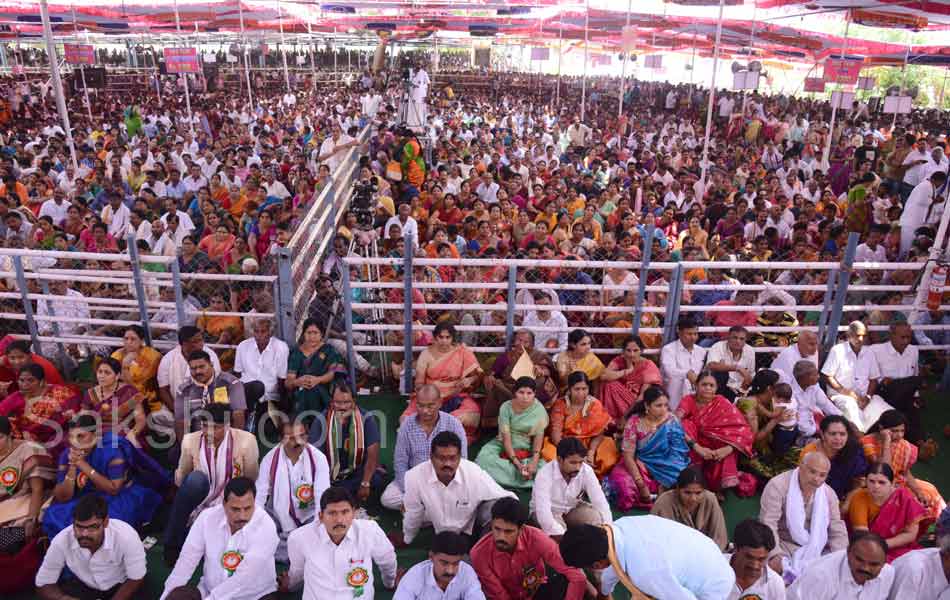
[600,336,663,421]
[541,371,619,477]
[676,371,754,494]
[401,323,482,443]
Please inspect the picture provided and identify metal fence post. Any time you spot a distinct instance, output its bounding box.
[126,233,153,346]
[169,257,187,328]
[402,232,414,395]
[822,233,859,355]
[662,264,685,345]
[505,265,517,348]
[12,256,40,351]
[631,225,654,337]
[341,260,358,389]
[275,247,295,342]
[816,264,838,349]
[38,278,66,358]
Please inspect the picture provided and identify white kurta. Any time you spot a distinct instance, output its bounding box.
[660,340,707,409]
[888,547,950,600]
[787,549,894,600]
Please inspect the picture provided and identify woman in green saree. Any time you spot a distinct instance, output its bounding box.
[476,376,549,489]
[286,318,346,413]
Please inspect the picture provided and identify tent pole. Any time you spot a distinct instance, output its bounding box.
[277,0,290,92]
[555,20,562,106]
[237,0,255,111]
[70,6,94,125]
[618,0,632,121]
[698,0,725,199]
[39,0,78,172]
[173,0,195,136]
[822,14,850,170]
[581,0,589,122]
[307,20,317,89]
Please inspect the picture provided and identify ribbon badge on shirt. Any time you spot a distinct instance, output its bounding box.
[346,566,370,597]
[521,566,545,595]
[221,550,244,576]
[75,471,88,489]
[0,466,18,492]
[294,483,314,508]
[232,461,242,478]
[738,595,763,600]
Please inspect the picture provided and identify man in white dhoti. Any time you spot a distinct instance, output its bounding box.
[821,321,893,432]
[759,452,848,584]
[256,417,330,561]
[787,533,894,600]
[888,508,950,599]
[900,170,947,258]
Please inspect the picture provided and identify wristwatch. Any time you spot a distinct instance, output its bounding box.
[360,481,371,488]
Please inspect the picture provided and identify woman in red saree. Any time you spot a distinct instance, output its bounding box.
[540,371,619,477]
[0,364,79,458]
[402,323,482,443]
[676,371,754,495]
[600,336,663,421]
[847,463,926,562]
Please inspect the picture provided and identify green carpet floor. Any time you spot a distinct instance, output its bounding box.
[18,389,950,599]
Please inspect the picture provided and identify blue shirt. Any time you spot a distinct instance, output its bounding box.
[393,411,468,491]
[392,559,485,600]
[603,515,735,600]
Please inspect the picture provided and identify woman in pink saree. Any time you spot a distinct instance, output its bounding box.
[600,336,663,421]
[847,463,927,562]
[676,371,754,495]
[402,323,482,443]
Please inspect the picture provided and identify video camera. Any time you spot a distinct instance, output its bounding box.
[351,175,379,229]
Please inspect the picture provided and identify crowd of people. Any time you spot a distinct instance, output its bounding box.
[0,45,948,599]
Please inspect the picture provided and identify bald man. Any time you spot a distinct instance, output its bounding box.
[758,452,849,585]
[772,330,819,383]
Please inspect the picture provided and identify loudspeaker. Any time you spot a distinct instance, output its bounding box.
[83,67,107,89]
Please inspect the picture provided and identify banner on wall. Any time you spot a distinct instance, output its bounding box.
[530,47,549,61]
[64,44,95,65]
[804,77,826,92]
[164,47,200,73]
[645,55,662,69]
[823,58,862,84]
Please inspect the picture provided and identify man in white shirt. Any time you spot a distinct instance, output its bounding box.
[727,519,786,600]
[787,533,894,600]
[900,171,947,257]
[383,202,420,249]
[790,360,842,439]
[39,190,70,227]
[100,192,131,239]
[162,477,279,600]
[395,431,514,547]
[182,163,208,194]
[566,117,592,149]
[157,326,221,430]
[256,417,331,562]
[318,125,358,173]
[706,326,756,401]
[869,322,923,443]
[474,171,500,205]
[281,487,397,599]
[902,141,931,195]
[855,224,888,264]
[772,330,819,383]
[660,319,707,409]
[530,437,612,538]
[234,318,289,427]
[392,531,486,600]
[888,522,950,599]
[821,321,893,432]
[36,496,146,600]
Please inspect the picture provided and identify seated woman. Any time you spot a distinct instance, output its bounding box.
[600,335,663,421]
[847,463,926,562]
[650,467,729,551]
[0,415,54,546]
[676,370,755,497]
[403,323,482,443]
[0,340,64,396]
[540,371,618,477]
[0,364,79,457]
[607,386,690,511]
[196,290,244,369]
[555,329,604,390]
[861,410,947,523]
[111,325,163,428]
[737,371,801,480]
[79,357,146,446]
[800,415,868,502]
[484,329,558,426]
[476,377,548,490]
[286,318,346,414]
[42,414,166,539]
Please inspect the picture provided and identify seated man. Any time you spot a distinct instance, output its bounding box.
[888,508,950,598]
[559,514,735,600]
[393,431,514,548]
[471,497,589,600]
[256,415,330,562]
[705,326,755,401]
[163,403,259,564]
[308,380,382,500]
[789,360,841,441]
[36,495,146,600]
[821,320,893,433]
[531,437,612,539]
[727,519,785,600]
[162,477,279,600]
[393,531,486,600]
[759,451,848,583]
[381,384,468,511]
[787,532,894,600]
[234,318,288,429]
[660,318,706,409]
[772,329,819,381]
[281,487,397,598]
[175,350,246,438]
[158,326,221,429]
[869,322,923,444]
